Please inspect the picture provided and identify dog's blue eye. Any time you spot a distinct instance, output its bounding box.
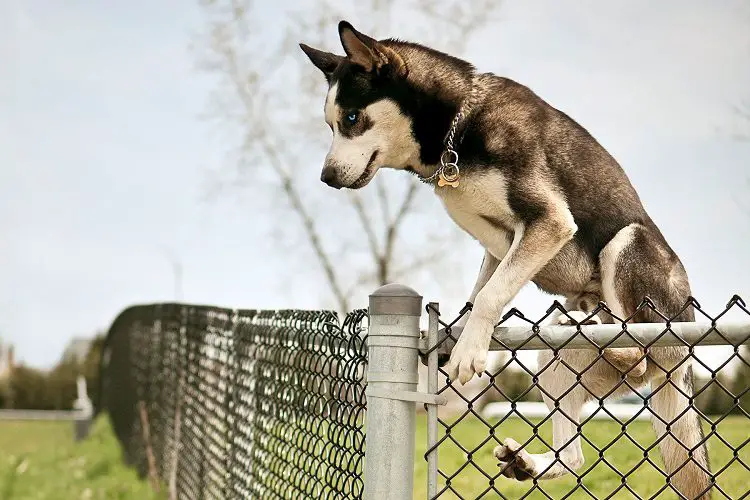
[346,112,358,124]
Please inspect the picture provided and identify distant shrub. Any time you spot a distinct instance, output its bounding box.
[1,333,104,410]
[6,365,51,409]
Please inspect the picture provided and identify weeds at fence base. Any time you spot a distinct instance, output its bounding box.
[414,414,749,499]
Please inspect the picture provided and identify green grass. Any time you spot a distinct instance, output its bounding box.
[414,414,749,499]
[0,417,163,500]
[1,414,747,499]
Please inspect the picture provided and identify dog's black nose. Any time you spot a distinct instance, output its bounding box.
[320,167,341,189]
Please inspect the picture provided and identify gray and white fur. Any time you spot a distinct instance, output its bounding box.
[300,21,712,499]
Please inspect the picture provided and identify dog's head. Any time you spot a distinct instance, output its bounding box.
[300,22,422,189]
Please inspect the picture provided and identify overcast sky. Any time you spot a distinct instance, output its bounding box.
[1,0,749,369]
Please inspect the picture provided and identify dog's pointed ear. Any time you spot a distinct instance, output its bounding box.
[338,21,407,77]
[299,43,344,81]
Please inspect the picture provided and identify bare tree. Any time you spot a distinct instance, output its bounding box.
[196,0,502,312]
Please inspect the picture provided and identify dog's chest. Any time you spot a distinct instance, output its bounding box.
[435,173,518,258]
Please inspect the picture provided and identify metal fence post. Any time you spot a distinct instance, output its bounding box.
[365,284,423,500]
[426,302,439,499]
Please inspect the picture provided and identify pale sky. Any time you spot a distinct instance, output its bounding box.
[1,0,749,368]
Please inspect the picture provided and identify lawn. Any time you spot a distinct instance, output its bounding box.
[1,414,747,499]
[0,417,163,500]
[414,414,749,499]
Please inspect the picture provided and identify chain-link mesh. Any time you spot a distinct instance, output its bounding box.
[99,303,368,499]
[422,297,750,500]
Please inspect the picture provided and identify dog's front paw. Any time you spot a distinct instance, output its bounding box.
[444,320,493,385]
[494,438,537,481]
[557,310,601,326]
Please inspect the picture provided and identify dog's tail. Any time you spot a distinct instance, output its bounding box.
[650,364,712,499]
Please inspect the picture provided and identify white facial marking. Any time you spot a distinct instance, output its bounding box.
[322,89,421,188]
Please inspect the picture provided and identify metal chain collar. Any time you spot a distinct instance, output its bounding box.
[420,110,464,185]
[419,76,481,187]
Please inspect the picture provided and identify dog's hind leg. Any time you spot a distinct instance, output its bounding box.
[599,225,651,377]
[650,365,712,499]
[600,223,711,498]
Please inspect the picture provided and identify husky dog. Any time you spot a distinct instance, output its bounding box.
[300,21,711,498]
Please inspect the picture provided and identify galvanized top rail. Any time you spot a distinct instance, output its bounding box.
[429,321,750,354]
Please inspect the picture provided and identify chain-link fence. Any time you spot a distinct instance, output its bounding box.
[98,303,368,499]
[98,290,750,500]
[421,296,750,500]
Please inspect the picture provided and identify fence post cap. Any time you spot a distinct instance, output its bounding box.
[369,283,423,316]
[371,283,421,298]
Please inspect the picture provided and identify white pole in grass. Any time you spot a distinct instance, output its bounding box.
[73,375,93,441]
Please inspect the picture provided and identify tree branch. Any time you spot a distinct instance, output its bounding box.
[212,13,350,312]
[348,192,382,265]
[375,176,391,224]
[276,164,350,312]
[382,179,420,275]
[389,246,447,282]
[344,269,379,299]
